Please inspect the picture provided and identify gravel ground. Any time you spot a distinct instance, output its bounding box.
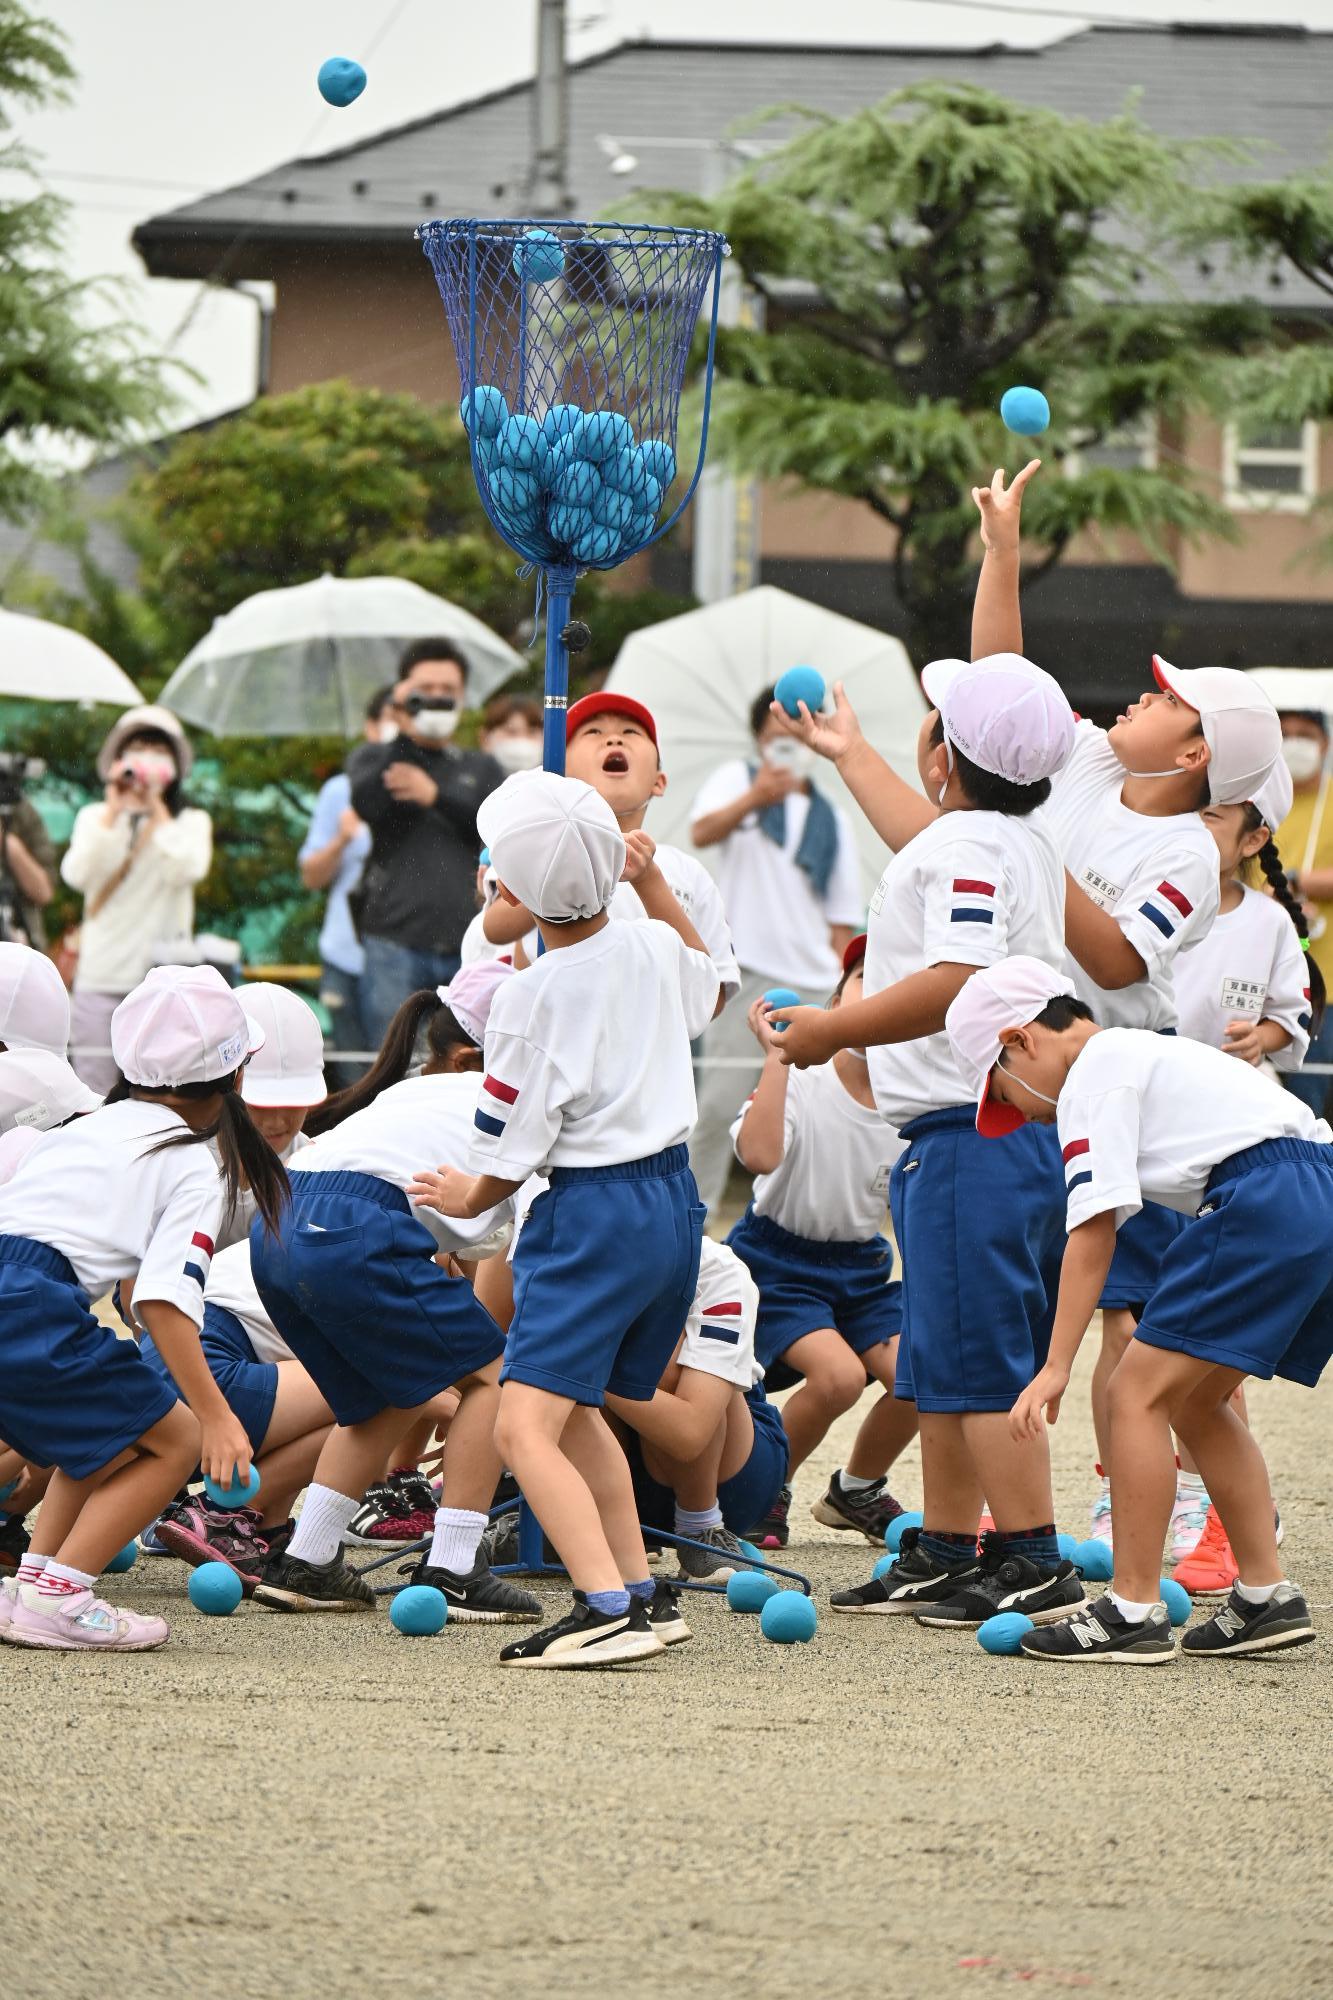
[4,1341,1331,2000]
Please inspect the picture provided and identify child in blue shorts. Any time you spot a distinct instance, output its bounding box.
[412,769,718,1668]
[951,954,1330,1664]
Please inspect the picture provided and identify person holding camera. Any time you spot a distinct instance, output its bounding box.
[347,640,504,1048]
[60,705,213,1091]
[0,756,56,950]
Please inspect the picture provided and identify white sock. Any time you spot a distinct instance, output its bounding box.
[38,1559,96,1598]
[675,1502,723,1536]
[1235,1578,1285,1605]
[287,1484,360,1567]
[837,1469,878,1495]
[1108,1589,1157,1623]
[428,1507,487,1575]
[15,1553,49,1587]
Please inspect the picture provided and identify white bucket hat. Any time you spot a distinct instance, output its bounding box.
[97,703,194,782]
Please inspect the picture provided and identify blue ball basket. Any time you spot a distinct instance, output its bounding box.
[418,216,728,774]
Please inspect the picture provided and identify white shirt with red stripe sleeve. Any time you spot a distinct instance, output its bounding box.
[679,1238,763,1389]
[1055,1026,1328,1233]
[863,809,1066,1129]
[0,1098,222,1325]
[468,919,718,1181]
[1173,884,1313,1072]
[1040,719,1220,1030]
[731,1059,904,1241]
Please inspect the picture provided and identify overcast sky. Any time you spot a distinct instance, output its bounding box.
[9,0,1333,428]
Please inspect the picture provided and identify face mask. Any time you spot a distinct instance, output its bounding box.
[1282,737,1324,784]
[997,1058,1060,1109]
[490,735,543,774]
[377,721,399,745]
[115,751,176,793]
[763,739,814,779]
[410,705,459,744]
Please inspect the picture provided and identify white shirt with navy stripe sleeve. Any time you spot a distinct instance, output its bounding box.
[731,1060,903,1242]
[1173,884,1313,1071]
[678,1238,764,1389]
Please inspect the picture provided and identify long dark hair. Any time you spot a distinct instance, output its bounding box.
[104,1070,290,1234]
[304,988,480,1137]
[1243,807,1327,1036]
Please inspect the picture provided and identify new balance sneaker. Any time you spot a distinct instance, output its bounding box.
[155,1498,272,1591]
[1168,1482,1210,1564]
[675,1523,747,1583]
[914,1536,1087,1629]
[5,1584,170,1652]
[398,1554,540,1623]
[830,1527,981,1616]
[387,1467,439,1538]
[253,1546,376,1612]
[0,1513,30,1574]
[746,1483,791,1551]
[1172,1506,1239,1600]
[645,1579,692,1646]
[1181,1583,1314,1658]
[811,1473,905,1544]
[499,1591,665,1668]
[345,1481,426,1549]
[1019,1597,1176,1665]
[1087,1467,1113,1549]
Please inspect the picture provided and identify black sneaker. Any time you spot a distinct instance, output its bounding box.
[1019,1597,1176,1664]
[253,1545,376,1613]
[480,1512,560,1567]
[389,1467,438,1519]
[645,1579,692,1647]
[914,1535,1087,1629]
[400,1554,541,1624]
[499,1591,666,1668]
[345,1482,424,1550]
[1181,1582,1314,1658]
[0,1513,30,1574]
[811,1472,905,1544]
[747,1482,791,1551]
[829,1527,981,1615]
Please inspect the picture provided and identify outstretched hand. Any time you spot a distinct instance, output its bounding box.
[972,459,1041,556]
[768,680,864,766]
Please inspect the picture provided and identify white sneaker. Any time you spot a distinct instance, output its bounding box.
[0,1576,16,1638]
[6,1583,169,1651]
[1169,1482,1210,1564]
[1087,1471,1113,1548]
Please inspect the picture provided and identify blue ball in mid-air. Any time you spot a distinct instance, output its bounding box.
[773,666,826,718]
[1000,385,1050,436]
[203,1465,261,1510]
[188,1562,244,1616]
[1072,1538,1114,1582]
[726,1569,781,1612]
[103,1541,139,1576]
[760,1590,818,1644]
[317,57,367,108]
[885,1510,923,1553]
[1159,1577,1191,1628]
[977,1612,1035,1655]
[512,229,566,284]
[391,1585,448,1636]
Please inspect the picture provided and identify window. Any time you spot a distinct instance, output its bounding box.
[1064,416,1157,478]
[1223,419,1319,513]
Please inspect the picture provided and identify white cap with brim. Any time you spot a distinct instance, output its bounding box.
[1151,657,1283,807]
[234,982,328,1108]
[477,770,625,924]
[97,703,193,782]
[111,965,265,1091]
[1249,756,1294,838]
[0,942,70,1057]
[0,1048,101,1133]
[921,654,1076,788]
[945,956,1077,1138]
[437,959,515,1047]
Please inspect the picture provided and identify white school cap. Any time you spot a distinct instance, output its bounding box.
[476,769,625,923]
[921,654,1075,788]
[1151,657,1283,807]
[1249,756,1293,838]
[0,942,70,1057]
[438,959,514,1047]
[234,982,327,1108]
[0,1048,101,1133]
[111,965,265,1090]
[945,956,1076,1138]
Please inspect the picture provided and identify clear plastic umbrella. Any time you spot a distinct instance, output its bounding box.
[156,574,528,737]
[0,607,141,705]
[605,585,927,900]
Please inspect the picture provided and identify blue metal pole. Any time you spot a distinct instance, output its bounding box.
[541,564,577,775]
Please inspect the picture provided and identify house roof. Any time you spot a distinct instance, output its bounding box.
[133,25,1333,306]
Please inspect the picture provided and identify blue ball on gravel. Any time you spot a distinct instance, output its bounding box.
[773,666,826,718]
[1159,1577,1191,1627]
[977,1612,1035,1655]
[872,1553,898,1581]
[188,1562,243,1616]
[1056,1532,1080,1561]
[727,1569,782,1612]
[761,1590,818,1644]
[1072,1538,1114,1581]
[391,1585,448,1636]
[737,1540,766,1565]
[103,1542,139,1576]
[204,1465,261,1509]
[1000,385,1050,436]
[885,1509,924,1552]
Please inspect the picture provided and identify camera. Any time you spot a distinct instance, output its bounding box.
[0,752,45,812]
[401,694,457,717]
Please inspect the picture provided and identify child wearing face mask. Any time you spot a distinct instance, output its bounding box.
[481,695,544,775]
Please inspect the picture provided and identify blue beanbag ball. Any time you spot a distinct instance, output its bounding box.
[872,1553,898,1581]
[1056,1532,1080,1562]
[104,1541,139,1576]
[978,1612,1035,1655]
[761,1590,818,1644]
[1159,1577,1191,1627]
[581,411,635,464]
[552,458,602,509]
[541,403,586,449]
[762,986,803,1030]
[188,1562,243,1616]
[590,486,636,534]
[317,57,367,107]
[391,1585,448,1636]
[773,666,826,718]
[599,447,641,497]
[494,413,549,475]
[885,1509,924,1552]
[512,229,566,285]
[460,386,509,440]
[571,521,620,565]
[1000,385,1050,437]
[1072,1538,1114,1582]
[726,1569,782,1612]
[737,1540,765,1565]
[623,510,658,549]
[548,502,592,548]
[489,465,543,517]
[638,438,677,488]
[203,1465,261,1509]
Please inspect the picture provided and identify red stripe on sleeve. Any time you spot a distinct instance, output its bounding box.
[1157,881,1193,918]
[704,1301,744,1317]
[1061,1138,1090,1164]
[952,878,996,896]
[483,1075,519,1105]
[191,1231,215,1256]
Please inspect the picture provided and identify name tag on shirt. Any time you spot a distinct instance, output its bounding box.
[869,872,889,916]
[1078,865,1123,911]
[871,1163,893,1196]
[1220,976,1266,1018]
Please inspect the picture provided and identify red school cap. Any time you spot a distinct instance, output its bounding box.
[842,933,868,974]
[565,692,658,749]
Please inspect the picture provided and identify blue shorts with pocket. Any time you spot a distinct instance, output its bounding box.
[0,1235,179,1479]
[725,1207,901,1373]
[505,1146,705,1405]
[889,1108,1065,1415]
[628,1383,789,1538]
[1099,1199,1188,1315]
[250,1170,504,1427]
[1136,1138,1333,1386]
[140,1303,280,1453]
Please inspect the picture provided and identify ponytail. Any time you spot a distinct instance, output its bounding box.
[107,1069,291,1237]
[305,987,479,1137]
[1247,810,1327,1037]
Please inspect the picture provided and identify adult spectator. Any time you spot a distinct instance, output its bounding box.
[0,761,55,949]
[688,684,863,1213]
[347,639,504,1045]
[1276,708,1333,1111]
[60,704,212,1090]
[480,693,544,774]
[298,684,395,1087]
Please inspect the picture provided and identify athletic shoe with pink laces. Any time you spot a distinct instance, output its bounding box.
[1172,1506,1238,1600]
[1087,1467,1113,1549]
[1168,1480,1210,1564]
[155,1496,272,1592]
[6,1584,169,1651]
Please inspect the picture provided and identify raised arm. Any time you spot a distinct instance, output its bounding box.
[1063,875,1148,992]
[970,460,1040,661]
[769,683,936,853]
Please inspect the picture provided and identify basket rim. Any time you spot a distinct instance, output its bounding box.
[416,215,728,253]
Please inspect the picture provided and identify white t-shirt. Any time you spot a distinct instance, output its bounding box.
[292,1073,514,1256]
[468,920,718,1181]
[679,1237,763,1390]
[61,804,213,993]
[689,759,863,990]
[731,1058,903,1242]
[0,1126,44,1186]
[864,809,1067,1129]
[1056,1026,1329,1232]
[214,1128,313,1253]
[1173,885,1312,1072]
[610,843,741,1004]
[205,1239,295,1366]
[1040,721,1220,1031]
[0,1098,221,1323]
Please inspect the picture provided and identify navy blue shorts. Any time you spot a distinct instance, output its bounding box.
[725,1207,901,1373]
[1136,1138,1333,1386]
[889,1108,1065,1415]
[250,1171,505,1427]
[506,1146,705,1405]
[0,1235,179,1480]
[1099,1200,1188,1315]
[629,1385,789,1538]
[141,1304,279,1453]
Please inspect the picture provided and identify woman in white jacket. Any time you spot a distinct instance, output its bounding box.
[62,705,212,1090]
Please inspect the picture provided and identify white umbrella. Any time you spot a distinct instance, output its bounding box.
[606,585,927,901]
[1246,666,1333,716]
[157,574,529,737]
[0,606,142,705]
